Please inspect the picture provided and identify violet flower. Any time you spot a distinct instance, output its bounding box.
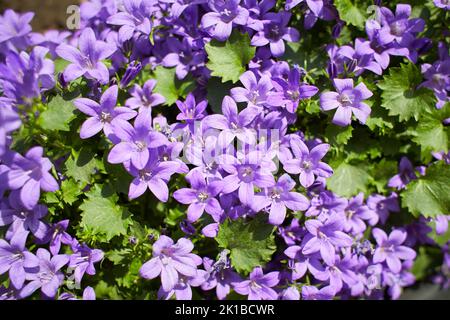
[387,157,419,190]
[56,27,116,84]
[20,249,69,299]
[74,85,137,140]
[176,93,208,122]
[0,9,33,51]
[251,12,299,57]
[201,254,241,300]
[320,78,373,127]
[233,267,279,300]
[372,228,416,273]
[283,136,333,188]
[69,243,104,284]
[107,113,169,170]
[0,147,59,210]
[252,174,310,225]
[162,38,206,80]
[173,170,224,222]
[0,231,38,289]
[301,285,335,300]
[201,0,249,41]
[139,236,202,292]
[301,213,353,265]
[126,79,166,114]
[230,71,273,108]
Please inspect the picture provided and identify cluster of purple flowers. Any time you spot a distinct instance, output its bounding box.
[0,0,448,300]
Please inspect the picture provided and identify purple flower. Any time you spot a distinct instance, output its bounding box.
[20,249,69,299]
[201,254,241,300]
[107,0,155,43]
[268,66,319,113]
[377,5,425,48]
[420,59,450,109]
[158,270,207,300]
[372,228,416,273]
[301,285,335,300]
[30,30,71,59]
[252,174,310,225]
[301,213,353,265]
[435,215,449,235]
[283,136,333,188]
[119,60,142,89]
[162,38,206,80]
[387,157,418,190]
[174,170,224,222]
[160,0,207,18]
[1,147,59,210]
[0,193,49,240]
[320,78,373,126]
[125,152,179,201]
[176,93,208,122]
[44,220,73,256]
[0,47,55,103]
[126,79,166,115]
[107,113,169,170]
[233,267,279,300]
[0,99,21,156]
[220,151,276,206]
[203,96,260,146]
[201,0,249,41]
[434,0,450,10]
[56,28,116,84]
[69,243,104,284]
[366,193,400,225]
[343,193,377,235]
[251,12,299,57]
[0,9,33,51]
[338,38,383,75]
[0,231,38,289]
[139,236,202,292]
[230,71,273,108]
[305,190,347,219]
[74,85,137,140]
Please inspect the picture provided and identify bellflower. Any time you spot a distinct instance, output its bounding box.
[139,236,202,292]
[20,249,69,299]
[302,213,353,265]
[372,228,417,273]
[160,0,207,18]
[252,174,310,225]
[0,99,21,156]
[268,66,319,113]
[162,38,206,80]
[338,38,383,75]
[305,191,347,219]
[0,9,33,51]
[219,151,276,206]
[230,71,273,108]
[56,27,116,84]
[420,58,450,109]
[301,285,335,300]
[201,254,241,300]
[387,157,419,190]
[343,193,378,235]
[0,231,39,289]
[176,93,208,123]
[1,147,59,210]
[320,78,373,127]
[173,170,224,222]
[203,96,260,146]
[106,0,155,43]
[233,267,279,300]
[283,136,333,188]
[126,79,166,115]
[251,12,299,57]
[69,243,104,284]
[201,0,249,41]
[366,193,400,225]
[108,113,169,170]
[125,152,180,201]
[74,85,137,140]
[434,0,450,10]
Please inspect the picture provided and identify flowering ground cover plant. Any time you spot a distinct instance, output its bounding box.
[0,0,449,300]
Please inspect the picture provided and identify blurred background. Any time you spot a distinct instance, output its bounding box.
[0,0,79,31]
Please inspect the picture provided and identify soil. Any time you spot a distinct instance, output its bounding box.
[0,0,80,31]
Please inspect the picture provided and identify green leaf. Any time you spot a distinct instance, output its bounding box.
[152,66,196,106]
[216,216,276,274]
[205,31,256,83]
[64,148,104,186]
[60,179,82,205]
[412,107,450,159]
[334,0,368,29]
[325,124,354,145]
[80,185,132,241]
[327,162,370,197]
[377,63,436,121]
[411,247,433,281]
[38,96,77,131]
[401,162,450,218]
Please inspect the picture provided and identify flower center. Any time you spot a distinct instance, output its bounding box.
[268,24,281,40]
[100,111,112,123]
[390,21,406,37]
[338,94,352,107]
[250,280,262,290]
[302,160,313,171]
[135,140,147,151]
[139,170,152,181]
[197,192,209,202]
[287,89,299,101]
